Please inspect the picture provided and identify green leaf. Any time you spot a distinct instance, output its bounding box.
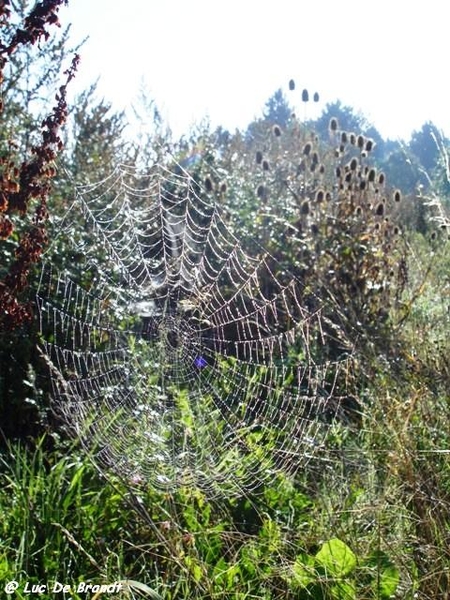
[315,538,356,577]
[330,580,356,599]
[378,565,400,598]
[291,552,316,587]
[364,551,400,598]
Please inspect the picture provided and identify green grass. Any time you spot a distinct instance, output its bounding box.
[1,378,448,600]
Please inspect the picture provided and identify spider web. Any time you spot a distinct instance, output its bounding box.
[35,158,352,497]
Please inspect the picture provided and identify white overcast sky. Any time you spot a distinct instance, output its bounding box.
[61,0,449,141]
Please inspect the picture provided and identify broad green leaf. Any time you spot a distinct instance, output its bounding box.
[315,538,356,577]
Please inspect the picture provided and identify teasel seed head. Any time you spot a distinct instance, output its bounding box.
[329,117,338,132]
[256,150,263,164]
[204,176,213,192]
[375,202,385,216]
[289,78,295,91]
[303,142,312,156]
[302,89,309,102]
[256,184,267,199]
[273,124,281,137]
[300,200,310,215]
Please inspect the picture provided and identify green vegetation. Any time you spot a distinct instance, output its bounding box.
[1,2,449,599]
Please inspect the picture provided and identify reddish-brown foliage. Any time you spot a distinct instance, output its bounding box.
[0,0,78,328]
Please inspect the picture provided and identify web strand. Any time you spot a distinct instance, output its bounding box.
[36,159,351,497]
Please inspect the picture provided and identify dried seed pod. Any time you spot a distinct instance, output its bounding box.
[341,131,348,144]
[204,176,213,192]
[0,193,8,212]
[302,89,309,102]
[256,185,267,199]
[289,78,295,91]
[297,161,306,173]
[313,92,320,102]
[349,157,358,171]
[303,142,312,156]
[273,124,281,137]
[357,135,365,149]
[315,189,324,202]
[262,159,270,171]
[349,133,356,145]
[393,189,401,202]
[368,168,376,182]
[329,117,338,132]
[378,172,385,185]
[220,182,227,194]
[375,202,384,216]
[256,150,263,164]
[365,139,374,152]
[300,200,310,215]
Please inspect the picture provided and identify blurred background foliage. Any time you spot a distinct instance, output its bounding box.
[0,2,449,598]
